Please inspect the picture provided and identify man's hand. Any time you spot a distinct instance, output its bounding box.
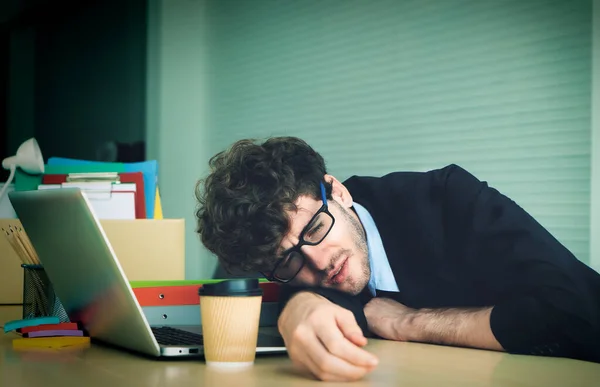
[278,291,379,382]
[364,297,416,341]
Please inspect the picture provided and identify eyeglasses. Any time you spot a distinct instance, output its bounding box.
[262,182,335,283]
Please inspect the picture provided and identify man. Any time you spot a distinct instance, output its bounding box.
[195,136,600,382]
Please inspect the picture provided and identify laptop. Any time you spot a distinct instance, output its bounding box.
[8,188,287,358]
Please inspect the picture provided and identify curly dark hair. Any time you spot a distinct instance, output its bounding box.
[195,137,331,274]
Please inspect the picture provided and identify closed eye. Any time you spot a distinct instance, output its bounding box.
[305,223,324,239]
[277,254,294,268]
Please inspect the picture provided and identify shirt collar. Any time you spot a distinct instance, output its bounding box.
[352,201,399,296]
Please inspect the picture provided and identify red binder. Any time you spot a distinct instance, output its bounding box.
[19,322,80,334]
[42,172,146,219]
[133,282,281,307]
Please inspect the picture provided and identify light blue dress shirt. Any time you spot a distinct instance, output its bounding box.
[352,202,400,296]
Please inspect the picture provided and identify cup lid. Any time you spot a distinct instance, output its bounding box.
[198,279,263,297]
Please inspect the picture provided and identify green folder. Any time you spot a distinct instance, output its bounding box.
[15,164,126,191]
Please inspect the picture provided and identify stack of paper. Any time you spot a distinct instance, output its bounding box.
[14,158,163,220]
[4,316,90,350]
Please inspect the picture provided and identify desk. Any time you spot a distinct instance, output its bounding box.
[1,306,599,386]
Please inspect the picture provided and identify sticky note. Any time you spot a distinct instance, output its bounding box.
[12,336,90,350]
[26,330,84,338]
[3,317,61,333]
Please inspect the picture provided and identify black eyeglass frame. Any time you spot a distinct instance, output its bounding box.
[261,182,335,283]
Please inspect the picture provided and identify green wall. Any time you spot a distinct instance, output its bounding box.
[7,26,35,155]
[33,0,147,160]
[150,0,594,279]
[146,0,213,279]
[591,0,600,273]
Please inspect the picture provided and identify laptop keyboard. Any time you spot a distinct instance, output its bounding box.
[151,326,203,346]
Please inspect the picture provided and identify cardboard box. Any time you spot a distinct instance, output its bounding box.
[0,218,185,304]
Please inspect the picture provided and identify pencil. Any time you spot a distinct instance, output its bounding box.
[2,227,48,316]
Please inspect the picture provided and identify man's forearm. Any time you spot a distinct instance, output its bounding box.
[403,306,504,351]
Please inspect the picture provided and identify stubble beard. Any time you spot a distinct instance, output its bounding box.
[339,204,371,295]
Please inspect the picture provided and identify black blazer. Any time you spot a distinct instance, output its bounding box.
[281,164,600,363]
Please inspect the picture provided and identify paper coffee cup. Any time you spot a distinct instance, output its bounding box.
[199,279,263,369]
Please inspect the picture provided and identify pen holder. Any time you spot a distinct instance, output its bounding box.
[21,264,69,322]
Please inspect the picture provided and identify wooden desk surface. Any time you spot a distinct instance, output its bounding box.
[1,306,599,386]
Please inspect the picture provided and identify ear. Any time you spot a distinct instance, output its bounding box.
[324,174,353,208]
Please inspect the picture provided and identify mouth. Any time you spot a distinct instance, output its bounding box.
[327,255,350,285]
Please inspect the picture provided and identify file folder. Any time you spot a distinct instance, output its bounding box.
[131,281,281,306]
[141,303,280,327]
[15,164,125,195]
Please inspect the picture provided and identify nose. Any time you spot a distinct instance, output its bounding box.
[300,244,330,272]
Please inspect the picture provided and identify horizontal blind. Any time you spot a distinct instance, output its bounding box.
[207,0,592,264]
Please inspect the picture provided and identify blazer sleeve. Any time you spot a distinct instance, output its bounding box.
[277,284,370,336]
[438,164,600,361]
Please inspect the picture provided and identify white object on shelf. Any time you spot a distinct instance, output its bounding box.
[0,183,16,218]
[37,182,136,220]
